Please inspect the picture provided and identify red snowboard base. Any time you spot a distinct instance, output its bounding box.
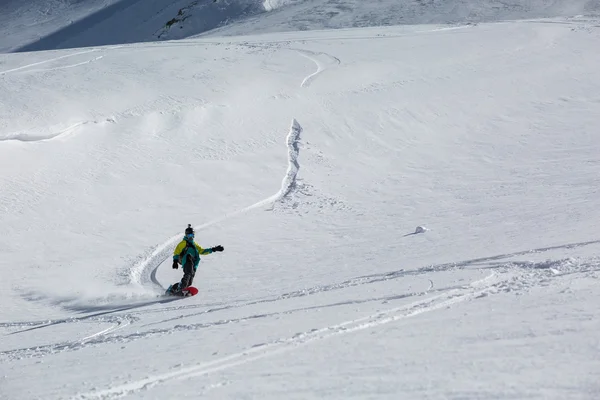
[182,286,199,297]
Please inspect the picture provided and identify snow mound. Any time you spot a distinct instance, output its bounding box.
[414,226,428,234]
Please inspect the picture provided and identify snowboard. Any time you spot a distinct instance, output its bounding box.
[165,285,199,297]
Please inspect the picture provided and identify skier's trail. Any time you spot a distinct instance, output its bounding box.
[24,56,104,73]
[79,318,131,342]
[297,49,341,88]
[4,258,596,362]
[136,46,337,289]
[0,49,100,75]
[75,272,502,399]
[138,119,303,289]
[7,241,599,329]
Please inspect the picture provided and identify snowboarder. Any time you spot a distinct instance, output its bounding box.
[167,224,224,295]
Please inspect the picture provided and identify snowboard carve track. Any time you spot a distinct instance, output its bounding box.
[79,317,131,343]
[139,119,303,289]
[6,240,599,330]
[2,258,596,363]
[75,273,504,399]
[297,49,341,87]
[0,273,486,360]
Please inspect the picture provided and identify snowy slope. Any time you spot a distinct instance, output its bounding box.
[0,0,119,53]
[207,0,600,37]
[0,0,260,53]
[2,0,599,52]
[1,12,600,400]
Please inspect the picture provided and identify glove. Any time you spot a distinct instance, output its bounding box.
[172,260,179,269]
[210,245,224,252]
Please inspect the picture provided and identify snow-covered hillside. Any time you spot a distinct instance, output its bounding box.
[2,0,599,52]
[2,2,600,400]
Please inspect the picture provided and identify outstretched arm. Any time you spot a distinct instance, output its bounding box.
[196,244,224,254]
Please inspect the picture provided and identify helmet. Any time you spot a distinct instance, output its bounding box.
[184,224,195,241]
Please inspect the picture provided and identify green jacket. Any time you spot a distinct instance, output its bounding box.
[173,239,213,270]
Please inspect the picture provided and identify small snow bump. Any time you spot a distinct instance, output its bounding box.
[415,226,428,234]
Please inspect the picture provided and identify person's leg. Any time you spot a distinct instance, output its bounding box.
[180,258,196,289]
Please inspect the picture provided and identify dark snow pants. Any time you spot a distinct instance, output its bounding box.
[179,256,196,289]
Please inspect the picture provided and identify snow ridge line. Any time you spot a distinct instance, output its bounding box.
[75,273,500,399]
[0,122,89,143]
[133,119,302,289]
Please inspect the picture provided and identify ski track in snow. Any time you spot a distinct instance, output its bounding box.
[297,49,341,88]
[75,257,600,399]
[0,49,101,75]
[133,47,334,290]
[0,50,107,143]
[79,317,131,342]
[5,239,600,330]
[71,270,528,399]
[140,119,303,290]
[23,55,104,73]
[3,255,599,364]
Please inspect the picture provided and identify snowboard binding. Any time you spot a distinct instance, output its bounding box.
[166,284,198,297]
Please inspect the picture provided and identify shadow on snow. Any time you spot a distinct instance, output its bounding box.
[14,0,265,53]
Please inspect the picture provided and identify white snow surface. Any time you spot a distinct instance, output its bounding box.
[2,4,600,400]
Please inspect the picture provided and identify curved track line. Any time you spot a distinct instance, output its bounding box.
[141,119,303,290]
[79,318,131,343]
[0,283,432,361]
[79,324,119,343]
[299,51,323,87]
[297,49,341,87]
[76,273,500,399]
[7,242,599,328]
[4,259,595,362]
